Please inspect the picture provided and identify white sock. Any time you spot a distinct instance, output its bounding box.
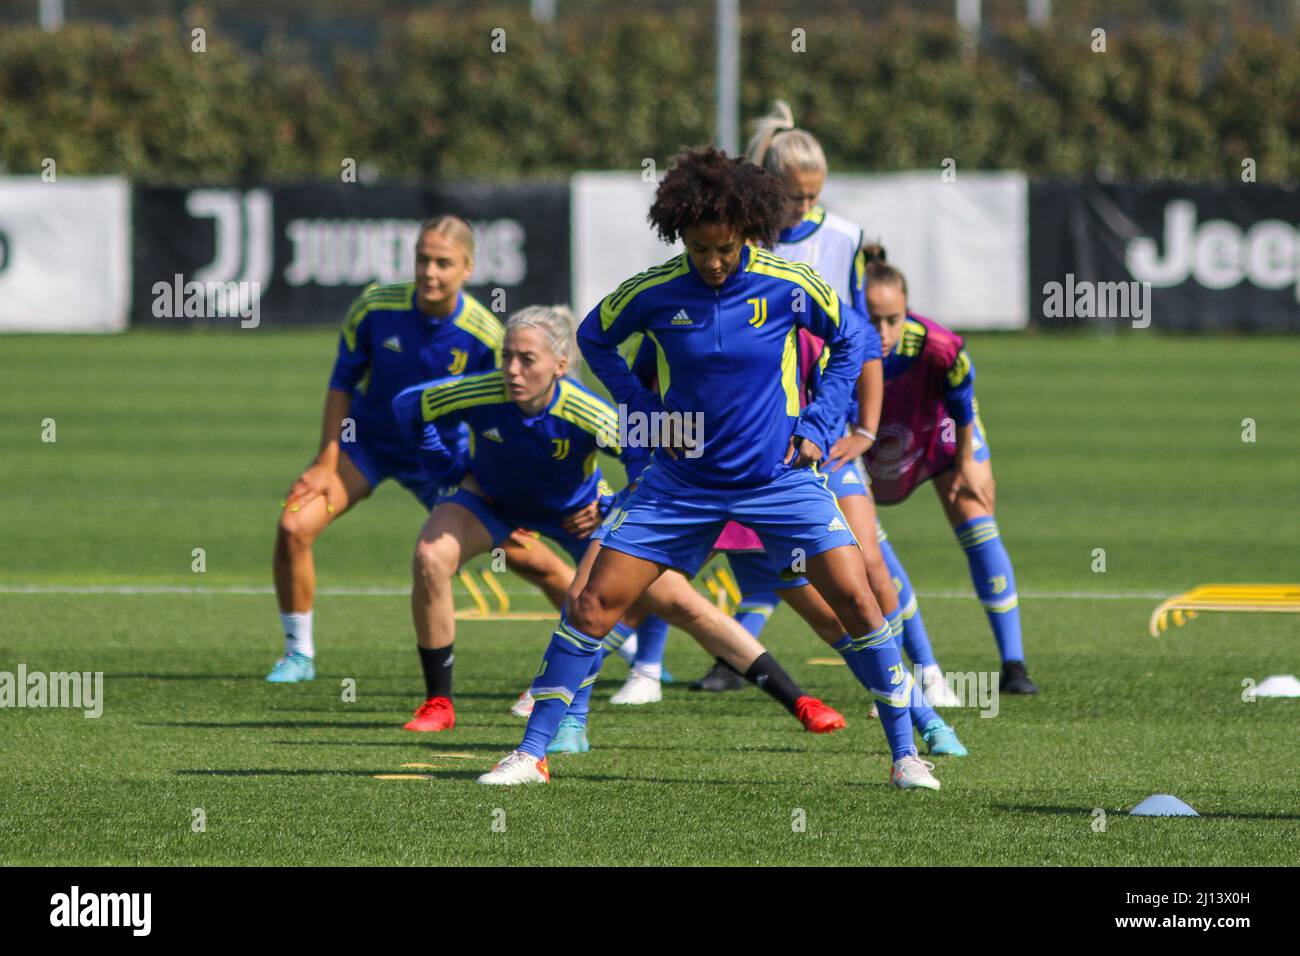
[632,661,662,681]
[615,633,638,665]
[280,611,314,658]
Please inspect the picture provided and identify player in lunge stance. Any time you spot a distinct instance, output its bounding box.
[684,102,963,715]
[391,304,845,740]
[480,147,941,789]
[270,216,574,684]
[863,259,1039,694]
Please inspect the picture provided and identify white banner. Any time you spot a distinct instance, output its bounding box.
[572,170,1028,330]
[0,177,131,333]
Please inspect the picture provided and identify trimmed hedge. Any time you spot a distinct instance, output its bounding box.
[1,9,1296,181]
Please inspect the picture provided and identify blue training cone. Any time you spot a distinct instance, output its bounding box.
[1130,794,1199,817]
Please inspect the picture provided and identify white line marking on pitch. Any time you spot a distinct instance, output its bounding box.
[0,584,1173,600]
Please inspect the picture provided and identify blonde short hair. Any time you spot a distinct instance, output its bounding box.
[504,304,576,363]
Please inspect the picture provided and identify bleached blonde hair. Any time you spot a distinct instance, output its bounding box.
[505,304,576,364]
[746,100,827,178]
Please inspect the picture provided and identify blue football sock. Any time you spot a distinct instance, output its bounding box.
[955,516,1024,663]
[735,591,779,638]
[632,614,669,670]
[836,622,917,761]
[888,608,940,729]
[599,620,638,667]
[877,522,936,668]
[519,614,603,758]
[566,655,604,726]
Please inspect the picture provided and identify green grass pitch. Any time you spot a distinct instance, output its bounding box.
[1,329,1297,866]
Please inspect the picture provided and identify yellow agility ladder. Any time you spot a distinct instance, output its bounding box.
[1149,584,1300,637]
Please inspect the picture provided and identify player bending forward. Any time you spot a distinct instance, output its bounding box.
[863,259,1039,694]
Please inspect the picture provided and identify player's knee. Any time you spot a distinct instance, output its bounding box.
[570,586,620,637]
[276,511,318,551]
[832,590,881,634]
[412,538,458,590]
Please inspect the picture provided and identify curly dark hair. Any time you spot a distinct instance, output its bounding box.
[647,147,786,246]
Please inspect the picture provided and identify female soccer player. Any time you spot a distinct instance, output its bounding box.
[480,148,942,789]
[612,292,967,758]
[689,102,962,713]
[863,260,1039,694]
[270,216,574,683]
[391,304,845,740]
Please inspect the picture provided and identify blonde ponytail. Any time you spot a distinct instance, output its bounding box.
[745,99,827,178]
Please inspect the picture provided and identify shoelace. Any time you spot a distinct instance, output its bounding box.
[899,756,936,773]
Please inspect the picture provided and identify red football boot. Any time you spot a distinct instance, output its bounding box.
[795,695,846,733]
[404,695,455,732]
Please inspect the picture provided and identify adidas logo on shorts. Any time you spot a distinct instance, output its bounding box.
[827,517,848,532]
[670,309,693,326]
[382,335,402,352]
[481,427,504,442]
[841,470,860,484]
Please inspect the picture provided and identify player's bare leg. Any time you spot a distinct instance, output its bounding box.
[838,494,899,615]
[404,501,495,731]
[411,502,495,650]
[267,451,371,682]
[932,457,996,527]
[501,530,572,610]
[273,450,371,614]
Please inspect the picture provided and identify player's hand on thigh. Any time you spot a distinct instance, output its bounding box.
[284,461,336,513]
[561,498,602,538]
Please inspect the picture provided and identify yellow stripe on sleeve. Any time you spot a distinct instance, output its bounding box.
[420,371,508,421]
[599,255,690,331]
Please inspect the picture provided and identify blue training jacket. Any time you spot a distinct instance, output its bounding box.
[577,244,866,490]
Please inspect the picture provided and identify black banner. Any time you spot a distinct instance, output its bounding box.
[1030,182,1300,332]
[133,183,570,327]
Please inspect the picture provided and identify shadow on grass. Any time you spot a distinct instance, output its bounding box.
[270,739,809,754]
[147,720,399,730]
[109,672,256,681]
[273,739,506,751]
[997,804,1300,822]
[173,768,483,780]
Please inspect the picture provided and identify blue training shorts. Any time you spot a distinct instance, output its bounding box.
[436,487,595,566]
[822,455,870,499]
[342,436,446,511]
[724,550,809,592]
[599,462,859,579]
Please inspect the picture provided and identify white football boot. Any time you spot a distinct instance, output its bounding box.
[478,750,550,785]
[921,666,963,707]
[509,690,535,718]
[609,670,663,705]
[890,754,941,791]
